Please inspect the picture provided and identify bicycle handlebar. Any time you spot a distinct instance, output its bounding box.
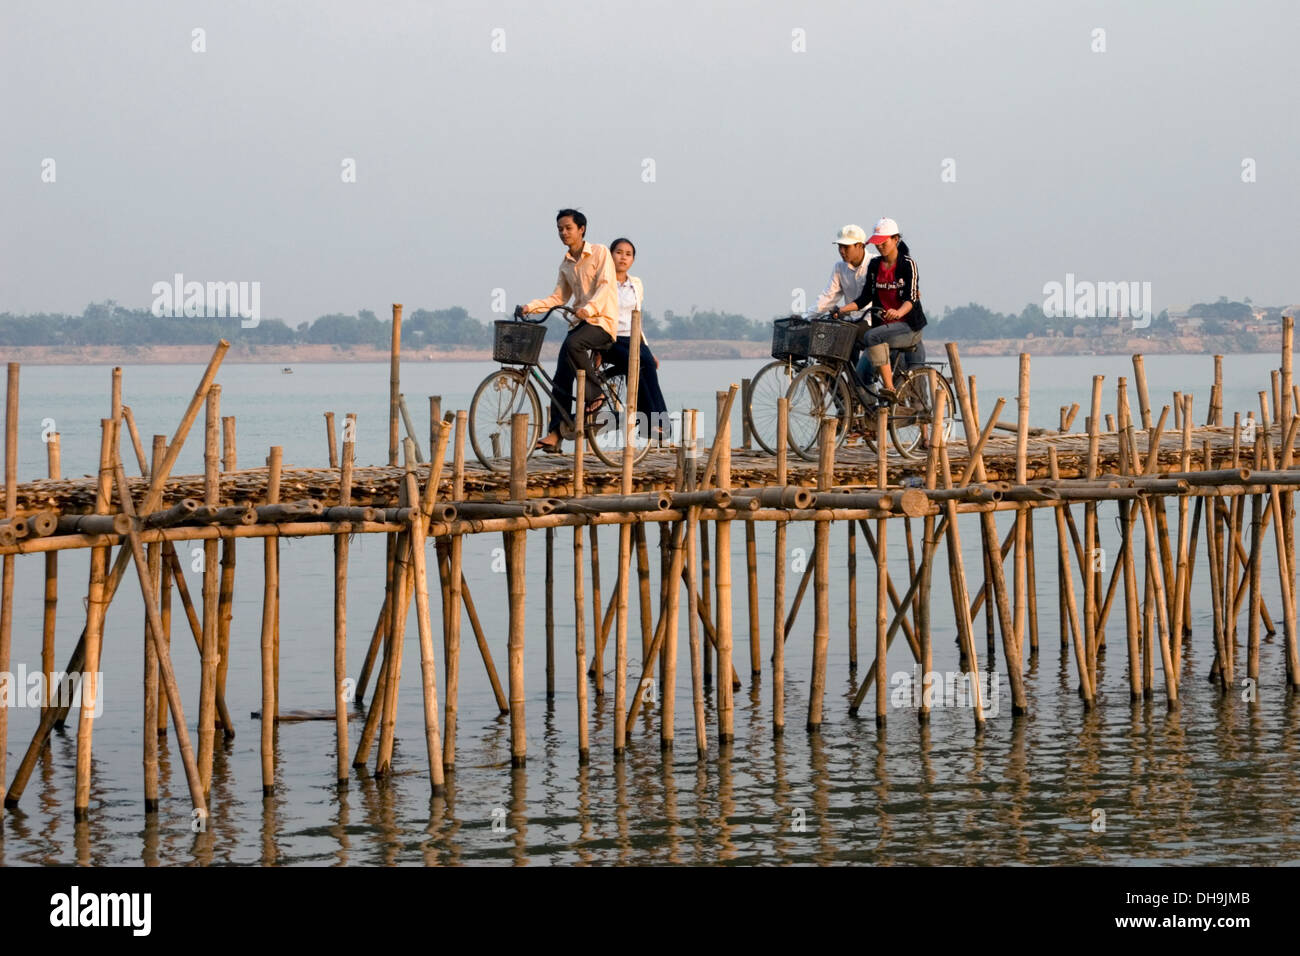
[514,304,577,325]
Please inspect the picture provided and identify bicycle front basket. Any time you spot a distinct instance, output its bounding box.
[771,316,811,361]
[493,320,548,365]
[807,319,858,362]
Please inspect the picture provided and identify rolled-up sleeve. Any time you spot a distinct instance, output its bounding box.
[526,270,571,313]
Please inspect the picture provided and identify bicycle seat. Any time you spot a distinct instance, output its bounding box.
[891,342,921,353]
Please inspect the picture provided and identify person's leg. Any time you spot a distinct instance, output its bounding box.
[636,341,669,437]
[604,336,631,380]
[565,322,613,406]
[865,324,918,395]
[547,327,579,438]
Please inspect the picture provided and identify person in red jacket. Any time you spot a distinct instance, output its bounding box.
[831,217,926,402]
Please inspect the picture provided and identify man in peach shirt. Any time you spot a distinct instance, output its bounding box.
[520,209,619,451]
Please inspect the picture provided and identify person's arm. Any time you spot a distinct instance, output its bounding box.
[524,268,571,314]
[815,266,843,313]
[839,260,877,316]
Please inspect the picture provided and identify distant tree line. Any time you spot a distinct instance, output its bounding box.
[0,298,1281,348]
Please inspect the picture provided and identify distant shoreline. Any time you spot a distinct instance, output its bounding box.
[2,332,1282,365]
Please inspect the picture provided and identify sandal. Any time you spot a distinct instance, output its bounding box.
[534,435,562,454]
[585,396,606,417]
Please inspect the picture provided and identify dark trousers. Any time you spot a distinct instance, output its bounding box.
[601,336,669,432]
[549,321,613,434]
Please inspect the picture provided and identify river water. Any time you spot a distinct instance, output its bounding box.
[1,353,1298,865]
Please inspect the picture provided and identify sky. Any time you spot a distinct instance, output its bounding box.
[2,0,1297,327]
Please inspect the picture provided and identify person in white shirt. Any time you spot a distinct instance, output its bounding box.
[815,224,877,318]
[600,237,669,440]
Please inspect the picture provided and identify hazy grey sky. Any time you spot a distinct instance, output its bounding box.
[2,0,1296,326]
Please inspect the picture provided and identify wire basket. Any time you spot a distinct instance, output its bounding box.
[771,316,811,361]
[807,319,858,363]
[493,320,547,366]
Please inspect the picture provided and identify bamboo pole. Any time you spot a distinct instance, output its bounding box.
[260,447,282,794]
[5,343,230,810]
[508,412,528,766]
[216,415,236,740]
[570,374,589,762]
[398,394,425,464]
[1049,448,1093,704]
[944,344,1027,714]
[847,517,857,669]
[1117,380,1142,699]
[197,387,221,796]
[1013,354,1030,662]
[0,364,18,813]
[325,411,338,469]
[41,431,59,725]
[110,452,207,823]
[773,398,788,736]
[715,390,735,744]
[74,418,115,819]
[376,471,412,775]
[660,454,684,752]
[684,410,707,758]
[334,414,355,785]
[918,372,942,719]
[156,438,171,737]
[938,431,985,727]
[143,439,160,813]
[590,522,603,695]
[807,416,836,732]
[1083,376,1104,683]
[634,523,652,676]
[1259,394,1300,687]
[874,405,888,727]
[546,526,556,701]
[403,438,445,794]
[389,304,402,467]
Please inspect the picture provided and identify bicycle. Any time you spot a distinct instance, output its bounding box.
[784,308,960,461]
[468,305,653,472]
[744,314,816,456]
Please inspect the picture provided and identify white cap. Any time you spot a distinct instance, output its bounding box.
[868,218,900,244]
[833,224,867,245]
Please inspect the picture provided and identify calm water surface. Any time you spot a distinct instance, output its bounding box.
[2,354,1298,865]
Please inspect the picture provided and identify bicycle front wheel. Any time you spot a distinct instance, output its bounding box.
[469,368,542,471]
[889,369,958,460]
[785,364,851,462]
[746,360,800,456]
[587,372,653,468]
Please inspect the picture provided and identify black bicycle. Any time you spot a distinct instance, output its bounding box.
[784,308,959,461]
[743,314,817,456]
[468,305,653,471]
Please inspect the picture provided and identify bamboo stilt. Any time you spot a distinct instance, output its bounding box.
[74,418,115,819]
[41,431,60,725]
[715,390,735,745]
[773,399,788,737]
[2,364,18,813]
[807,416,835,732]
[334,414,355,785]
[197,388,221,796]
[260,447,282,794]
[508,412,528,766]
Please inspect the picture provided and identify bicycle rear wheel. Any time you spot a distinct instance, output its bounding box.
[745,360,800,456]
[469,368,542,471]
[889,369,957,460]
[785,364,851,461]
[587,372,653,468]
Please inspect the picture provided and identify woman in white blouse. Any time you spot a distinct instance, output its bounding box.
[603,237,669,440]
